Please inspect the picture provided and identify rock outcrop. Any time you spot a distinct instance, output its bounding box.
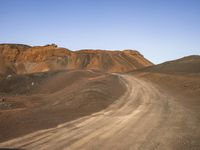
[0,44,153,74]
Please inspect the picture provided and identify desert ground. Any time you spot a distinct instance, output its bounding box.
[0,45,200,150]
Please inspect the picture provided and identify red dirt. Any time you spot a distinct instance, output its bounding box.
[0,44,153,74]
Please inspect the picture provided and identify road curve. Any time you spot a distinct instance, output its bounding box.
[0,74,200,150]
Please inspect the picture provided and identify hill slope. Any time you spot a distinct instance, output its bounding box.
[0,44,153,74]
[0,69,126,142]
[141,55,200,74]
[134,55,200,107]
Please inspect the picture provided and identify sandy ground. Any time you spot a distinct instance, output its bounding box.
[1,74,199,150]
[0,70,126,143]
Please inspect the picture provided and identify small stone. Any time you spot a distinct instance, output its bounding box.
[7,74,12,79]
[0,98,5,102]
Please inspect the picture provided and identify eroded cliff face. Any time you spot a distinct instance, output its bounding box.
[0,44,153,74]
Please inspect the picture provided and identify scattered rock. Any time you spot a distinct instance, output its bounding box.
[0,102,11,109]
[7,74,12,79]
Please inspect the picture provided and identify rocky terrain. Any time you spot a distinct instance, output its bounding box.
[0,44,199,150]
[0,44,153,75]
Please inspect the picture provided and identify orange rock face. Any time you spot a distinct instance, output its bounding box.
[0,44,153,74]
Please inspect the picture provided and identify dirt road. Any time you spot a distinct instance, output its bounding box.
[0,74,200,150]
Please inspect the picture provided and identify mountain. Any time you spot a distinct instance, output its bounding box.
[0,44,153,74]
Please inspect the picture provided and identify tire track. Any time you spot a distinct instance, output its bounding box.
[0,74,200,150]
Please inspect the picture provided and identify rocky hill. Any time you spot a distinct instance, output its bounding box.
[0,44,153,74]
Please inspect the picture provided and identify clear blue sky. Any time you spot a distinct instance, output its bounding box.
[0,0,200,64]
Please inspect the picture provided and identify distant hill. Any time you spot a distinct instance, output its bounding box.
[0,44,153,74]
[141,55,200,73]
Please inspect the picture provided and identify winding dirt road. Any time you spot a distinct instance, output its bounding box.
[0,74,200,150]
